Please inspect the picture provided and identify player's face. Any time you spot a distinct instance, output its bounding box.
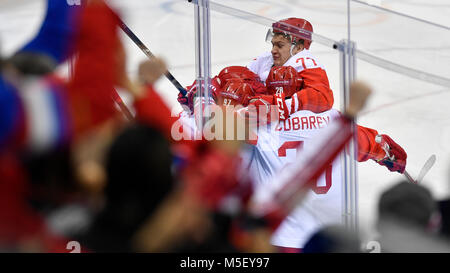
[271,35,292,66]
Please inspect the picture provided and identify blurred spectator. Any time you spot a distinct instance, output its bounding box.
[303,225,362,253]
[0,0,127,252]
[74,123,174,252]
[437,198,450,238]
[7,0,82,76]
[377,181,437,232]
[375,180,450,252]
[73,121,265,253]
[437,166,450,238]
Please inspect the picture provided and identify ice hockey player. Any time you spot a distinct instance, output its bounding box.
[247,18,334,119]
[175,66,267,140]
[177,66,265,113]
[216,72,407,252]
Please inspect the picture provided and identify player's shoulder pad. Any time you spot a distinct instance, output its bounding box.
[249,51,272,65]
[256,51,273,60]
[284,49,324,72]
[247,51,273,75]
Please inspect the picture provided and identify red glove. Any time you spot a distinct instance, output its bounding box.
[177,81,197,113]
[246,95,273,125]
[177,90,197,113]
[246,93,290,124]
[177,92,188,106]
[180,78,221,112]
[376,134,407,173]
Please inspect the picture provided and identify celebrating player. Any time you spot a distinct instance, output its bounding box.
[175,66,267,140]
[216,73,407,252]
[247,18,334,119]
[177,66,265,113]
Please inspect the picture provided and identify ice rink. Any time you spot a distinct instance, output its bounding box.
[1,0,449,242]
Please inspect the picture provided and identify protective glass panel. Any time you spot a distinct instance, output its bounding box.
[207,0,348,248]
[349,1,450,241]
[350,0,450,81]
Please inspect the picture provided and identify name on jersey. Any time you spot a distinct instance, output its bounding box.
[275,115,330,131]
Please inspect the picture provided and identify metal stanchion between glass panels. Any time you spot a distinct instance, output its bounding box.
[193,0,212,134]
[339,39,358,232]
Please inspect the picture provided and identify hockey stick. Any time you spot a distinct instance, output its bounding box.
[375,135,436,184]
[111,11,188,96]
[416,154,436,183]
[111,89,134,121]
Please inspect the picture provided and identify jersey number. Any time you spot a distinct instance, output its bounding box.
[277,141,332,195]
[223,98,232,106]
[275,86,284,95]
[296,57,317,70]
